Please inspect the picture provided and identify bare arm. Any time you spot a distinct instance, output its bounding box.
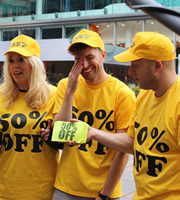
[70,118,134,154]
[87,125,134,154]
[42,60,82,141]
[97,129,130,199]
[53,59,83,125]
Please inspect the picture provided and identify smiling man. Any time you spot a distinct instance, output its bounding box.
[51,29,136,200]
[85,32,180,200]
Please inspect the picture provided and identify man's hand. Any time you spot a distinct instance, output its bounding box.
[66,58,83,95]
[70,118,96,141]
[41,119,52,141]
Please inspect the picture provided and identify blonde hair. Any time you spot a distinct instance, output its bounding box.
[0,55,52,109]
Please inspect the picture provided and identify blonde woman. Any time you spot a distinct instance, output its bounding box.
[0,35,59,200]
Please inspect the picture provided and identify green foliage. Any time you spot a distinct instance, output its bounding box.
[132,86,141,96]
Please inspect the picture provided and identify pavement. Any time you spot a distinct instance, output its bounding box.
[121,154,136,200]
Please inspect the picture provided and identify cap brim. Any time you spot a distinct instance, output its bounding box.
[68,41,102,51]
[4,48,33,57]
[114,50,141,63]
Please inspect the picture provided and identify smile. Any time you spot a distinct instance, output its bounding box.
[83,68,92,73]
[14,71,22,75]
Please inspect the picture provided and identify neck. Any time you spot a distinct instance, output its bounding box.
[19,89,28,93]
[85,72,109,86]
[155,73,177,97]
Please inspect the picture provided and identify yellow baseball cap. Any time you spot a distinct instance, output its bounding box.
[68,29,104,51]
[4,34,40,58]
[114,32,176,62]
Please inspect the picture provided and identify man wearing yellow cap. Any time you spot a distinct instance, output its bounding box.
[86,32,180,200]
[51,29,136,199]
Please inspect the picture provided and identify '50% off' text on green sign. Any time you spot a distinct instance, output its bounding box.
[52,121,88,144]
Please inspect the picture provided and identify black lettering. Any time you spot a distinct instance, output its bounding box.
[15,134,31,152]
[70,131,75,140]
[40,120,48,129]
[137,127,148,145]
[65,130,71,140]
[135,121,140,128]
[59,130,65,139]
[0,132,2,146]
[3,134,13,151]
[146,155,167,177]
[95,142,109,155]
[105,121,114,131]
[11,113,27,129]
[66,123,71,130]
[31,135,43,152]
[78,140,92,152]
[0,113,11,132]
[29,111,40,119]
[79,111,94,126]
[72,106,78,119]
[135,150,146,172]
[156,143,169,153]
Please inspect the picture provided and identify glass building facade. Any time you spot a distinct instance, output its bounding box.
[0,0,179,86]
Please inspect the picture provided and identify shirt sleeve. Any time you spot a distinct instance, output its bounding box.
[115,88,136,130]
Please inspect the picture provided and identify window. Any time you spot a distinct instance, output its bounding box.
[21,28,36,39]
[1,0,36,17]
[3,30,18,41]
[42,27,62,39]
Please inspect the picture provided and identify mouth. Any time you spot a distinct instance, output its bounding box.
[14,71,22,76]
[82,68,93,73]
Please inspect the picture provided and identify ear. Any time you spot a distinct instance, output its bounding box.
[154,60,162,72]
[101,50,106,61]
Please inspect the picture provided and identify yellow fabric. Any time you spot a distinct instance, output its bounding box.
[114,32,176,62]
[68,29,104,51]
[0,85,59,200]
[54,75,136,198]
[128,76,180,200]
[4,34,40,58]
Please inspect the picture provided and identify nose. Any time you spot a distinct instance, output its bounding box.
[12,60,19,68]
[82,59,88,69]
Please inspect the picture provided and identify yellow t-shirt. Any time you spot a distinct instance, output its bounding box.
[54,75,136,198]
[128,76,180,200]
[0,85,60,200]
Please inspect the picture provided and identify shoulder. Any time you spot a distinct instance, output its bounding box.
[108,75,129,88]
[109,76,135,95]
[49,84,57,94]
[57,77,68,88]
[50,84,57,90]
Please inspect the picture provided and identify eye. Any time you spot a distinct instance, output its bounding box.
[87,56,94,60]
[75,58,80,61]
[9,58,14,63]
[18,57,25,62]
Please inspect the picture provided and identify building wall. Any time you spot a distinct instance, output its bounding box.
[0,0,179,86]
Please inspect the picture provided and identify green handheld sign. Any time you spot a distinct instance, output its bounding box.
[52,121,88,143]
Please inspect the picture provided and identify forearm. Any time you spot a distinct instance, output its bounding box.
[53,61,82,125]
[90,128,134,154]
[100,151,129,196]
[53,90,73,125]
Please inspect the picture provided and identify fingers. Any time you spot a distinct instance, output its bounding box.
[70,59,83,77]
[41,119,52,140]
[66,140,79,146]
[43,133,50,141]
[70,118,81,123]
[47,119,52,129]
[67,60,82,94]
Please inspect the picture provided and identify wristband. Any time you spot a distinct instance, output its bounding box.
[98,193,111,200]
